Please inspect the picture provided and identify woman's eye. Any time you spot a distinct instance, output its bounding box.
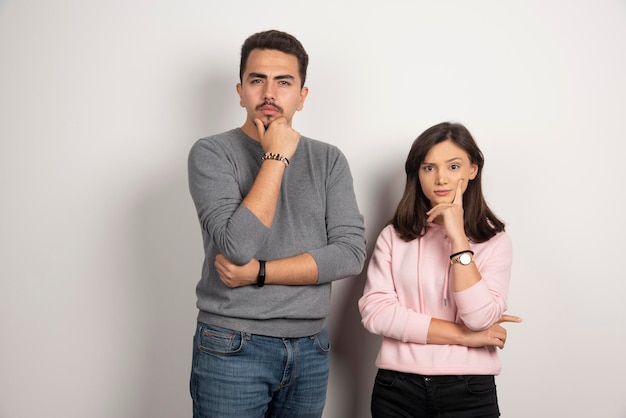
[450,164,460,170]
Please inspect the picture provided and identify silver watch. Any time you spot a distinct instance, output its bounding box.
[451,252,473,266]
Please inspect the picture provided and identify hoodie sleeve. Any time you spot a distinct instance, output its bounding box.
[454,232,512,331]
[358,226,432,344]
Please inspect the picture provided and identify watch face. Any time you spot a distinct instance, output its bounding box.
[459,253,472,265]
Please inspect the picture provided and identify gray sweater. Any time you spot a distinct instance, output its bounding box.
[188,128,367,337]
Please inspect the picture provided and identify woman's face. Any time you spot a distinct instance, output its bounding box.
[418,140,478,208]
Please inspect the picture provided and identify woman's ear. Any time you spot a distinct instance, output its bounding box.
[469,163,478,180]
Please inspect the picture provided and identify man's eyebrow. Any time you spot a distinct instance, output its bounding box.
[247,72,267,79]
[274,74,295,80]
[246,72,295,81]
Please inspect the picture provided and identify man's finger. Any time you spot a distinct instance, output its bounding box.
[254,118,266,138]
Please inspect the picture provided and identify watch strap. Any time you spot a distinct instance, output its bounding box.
[257,260,266,287]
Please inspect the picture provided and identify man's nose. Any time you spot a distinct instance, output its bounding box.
[263,83,275,101]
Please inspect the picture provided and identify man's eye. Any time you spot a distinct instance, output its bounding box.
[279,80,291,86]
[251,79,262,84]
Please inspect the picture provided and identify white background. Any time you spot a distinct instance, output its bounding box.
[1,1,625,417]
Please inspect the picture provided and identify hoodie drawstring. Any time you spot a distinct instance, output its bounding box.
[417,236,425,312]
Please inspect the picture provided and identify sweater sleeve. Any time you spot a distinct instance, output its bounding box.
[187,137,270,265]
[454,232,512,330]
[358,227,432,344]
[308,150,366,283]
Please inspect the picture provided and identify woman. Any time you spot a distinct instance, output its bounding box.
[359,122,521,417]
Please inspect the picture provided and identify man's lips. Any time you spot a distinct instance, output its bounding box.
[261,106,279,114]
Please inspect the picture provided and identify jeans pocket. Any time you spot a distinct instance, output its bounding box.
[374,369,398,387]
[464,375,496,395]
[197,324,245,355]
[313,327,331,353]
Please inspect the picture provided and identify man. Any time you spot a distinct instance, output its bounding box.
[188,29,367,418]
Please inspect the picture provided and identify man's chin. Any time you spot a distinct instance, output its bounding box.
[251,113,288,128]
[261,115,277,128]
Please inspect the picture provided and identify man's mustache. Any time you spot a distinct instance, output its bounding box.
[255,100,283,113]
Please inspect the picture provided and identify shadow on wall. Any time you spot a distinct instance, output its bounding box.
[131,165,200,418]
[130,72,241,418]
[331,164,405,418]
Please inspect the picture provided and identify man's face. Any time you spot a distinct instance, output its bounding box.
[237,49,308,129]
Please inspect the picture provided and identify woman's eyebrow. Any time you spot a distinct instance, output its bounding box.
[421,157,463,165]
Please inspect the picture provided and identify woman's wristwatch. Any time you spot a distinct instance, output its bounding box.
[450,250,474,266]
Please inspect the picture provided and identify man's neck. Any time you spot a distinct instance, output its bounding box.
[240,121,260,142]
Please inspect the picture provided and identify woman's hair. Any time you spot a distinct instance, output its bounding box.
[239,29,309,88]
[391,121,505,242]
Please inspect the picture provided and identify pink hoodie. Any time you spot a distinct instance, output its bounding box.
[358,223,512,376]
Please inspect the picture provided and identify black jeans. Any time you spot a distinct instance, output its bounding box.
[371,369,500,418]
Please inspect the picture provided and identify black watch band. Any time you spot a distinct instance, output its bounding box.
[257,260,266,287]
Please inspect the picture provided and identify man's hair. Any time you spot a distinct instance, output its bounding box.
[239,30,309,88]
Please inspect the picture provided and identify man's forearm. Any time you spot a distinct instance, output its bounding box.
[264,253,318,285]
[241,160,286,227]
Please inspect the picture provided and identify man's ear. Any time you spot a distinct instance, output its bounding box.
[296,86,309,111]
[236,83,244,107]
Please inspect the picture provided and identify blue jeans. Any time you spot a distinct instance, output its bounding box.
[190,322,330,418]
[371,369,500,417]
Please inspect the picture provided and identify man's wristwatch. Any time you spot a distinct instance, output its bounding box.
[450,251,473,266]
[257,260,266,287]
